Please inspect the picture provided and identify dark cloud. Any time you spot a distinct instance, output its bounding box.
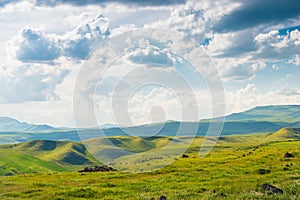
[214,0,300,33]
[35,0,186,7]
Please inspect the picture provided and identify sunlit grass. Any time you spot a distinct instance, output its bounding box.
[0,133,299,199]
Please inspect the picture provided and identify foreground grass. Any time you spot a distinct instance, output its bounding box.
[0,137,299,199]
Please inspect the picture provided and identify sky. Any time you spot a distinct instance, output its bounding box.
[0,0,299,127]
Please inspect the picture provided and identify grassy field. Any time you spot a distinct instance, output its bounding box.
[0,128,299,199]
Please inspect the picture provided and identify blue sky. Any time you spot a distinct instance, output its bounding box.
[0,0,299,127]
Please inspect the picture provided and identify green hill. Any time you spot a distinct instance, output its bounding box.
[0,148,66,176]
[0,132,299,199]
[0,140,101,175]
[266,127,300,140]
[1,125,300,176]
[17,140,100,169]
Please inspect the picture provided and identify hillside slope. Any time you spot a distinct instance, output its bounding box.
[266,127,300,140]
[0,148,66,176]
[0,140,101,175]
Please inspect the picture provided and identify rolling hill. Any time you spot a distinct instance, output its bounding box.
[1,125,300,175]
[0,140,101,175]
[266,127,300,140]
[1,134,299,199]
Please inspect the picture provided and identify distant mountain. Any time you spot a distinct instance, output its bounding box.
[0,105,299,144]
[98,123,120,129]
[0,117,56,132]
[218,105,300,122]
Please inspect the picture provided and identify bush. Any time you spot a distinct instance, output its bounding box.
[257,168,271,175]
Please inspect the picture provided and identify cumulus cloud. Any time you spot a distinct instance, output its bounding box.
[254,29,300,60]
[205,27,299,81]
[214,0,300,33]
[226,84,300,114]
[213,57,266,81]
[207,30,257,57]
[145,1,238,42]
[0,64,69,103]
[8,13,110,62]
[62,13,110,59]
[126,46,176,66]
[11,28,61,62]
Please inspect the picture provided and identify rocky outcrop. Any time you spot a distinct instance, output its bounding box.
[78,165,115,173]
[261,183,283,194]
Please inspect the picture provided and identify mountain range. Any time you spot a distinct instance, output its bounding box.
[0,105,299,144]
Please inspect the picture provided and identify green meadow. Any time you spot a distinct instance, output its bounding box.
[0,128,299,199]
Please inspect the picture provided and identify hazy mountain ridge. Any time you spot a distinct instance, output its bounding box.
[0,105,299,144]
[219,105,300,122]
[0,117,57,132]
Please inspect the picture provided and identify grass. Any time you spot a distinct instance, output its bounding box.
[0,130,299,199]
[0,148,66,176]
[0,140,101,174]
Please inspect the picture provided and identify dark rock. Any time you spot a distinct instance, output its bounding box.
[182,154,189,158]
[158,196,167,200]
[261,183,283,194]
[283,152,294,158]
[257,168,271,175]
[78,165,115,173]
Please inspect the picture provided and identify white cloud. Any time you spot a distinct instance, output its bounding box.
[254,29,300,60]
[62,13,110,59]
[7,12,110,62]
[288,54,300,66]
[0,100,74,127]
[0,63,69,103]
[8,28,61,62]
[1,0,300,127]
[214,58,266,81]
[125,46,176,66]
[226,84,300,114]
